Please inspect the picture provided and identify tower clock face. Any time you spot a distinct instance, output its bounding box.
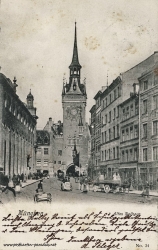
[65,106,82,120]
[71,108,77,116]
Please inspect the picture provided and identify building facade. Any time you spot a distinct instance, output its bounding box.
[93,91,102,176]
[90,51,158,186]
[100,77,121,178]
[138,62,158,189]
[36,118,63,176]
[119,85,139,188]
[89,105,96,178]
[36,130,51,174]
[0,73,37,177]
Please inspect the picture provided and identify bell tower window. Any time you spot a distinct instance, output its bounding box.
[28,100,32,108]
[74,68,77,74]
[73,80,77,91]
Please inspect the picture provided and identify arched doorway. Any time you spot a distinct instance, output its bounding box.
[66,163,79,177]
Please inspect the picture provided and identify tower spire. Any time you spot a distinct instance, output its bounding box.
[64,23,86,95]
[69,22,81,68]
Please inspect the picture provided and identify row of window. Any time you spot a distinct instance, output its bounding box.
[121,148,138,162]
[141,77,158,91]
[101,146,119,161]
[102,106,119,125]
[4,94,34,131]
[36,159,49,166]
[37,148,49,155]
[122,102,139,121]
[142,94,158,114]
[68,138,79,145]
[54,161,62,164]
[142,120,158,139]
[101,125,119,143]
[121,125,138,142]
[101,146,158,162]
[36,160,63,165]
[102,86,121,109]
[37,148,64,156]
[143,146,158,161]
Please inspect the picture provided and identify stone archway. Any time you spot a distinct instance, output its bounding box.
[66,163,79,177]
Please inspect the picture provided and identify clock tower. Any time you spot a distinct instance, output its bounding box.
[62,23,88,170]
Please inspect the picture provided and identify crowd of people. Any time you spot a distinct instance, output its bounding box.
[11,173,28,187]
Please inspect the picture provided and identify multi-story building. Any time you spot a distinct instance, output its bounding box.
[36,118,63,176]
[93,91,102,176]
[89,105,96,178]
[91,51,158,183]
[119,84,139,187]
[36,129,51,175]
[0,73,37,177]
[138,61,158,190]
[100,77,121,178]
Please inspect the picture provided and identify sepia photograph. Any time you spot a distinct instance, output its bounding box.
[0,0,158,249]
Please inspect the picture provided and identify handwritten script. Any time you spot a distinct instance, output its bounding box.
[1,211,157,249]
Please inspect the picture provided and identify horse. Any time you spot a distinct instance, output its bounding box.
[0,172,16,198]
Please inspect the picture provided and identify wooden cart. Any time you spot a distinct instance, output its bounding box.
[93,179,121,193]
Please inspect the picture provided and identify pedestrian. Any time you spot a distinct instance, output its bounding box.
[17,173,20,182]
[0,174,16,198]
[12,174,18,188]
[145,181,149,198]
[36,180,43,193]
[24,173,27,183]
[21,173,24,182]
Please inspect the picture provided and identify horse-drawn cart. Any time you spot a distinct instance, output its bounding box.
[93,179,121,193]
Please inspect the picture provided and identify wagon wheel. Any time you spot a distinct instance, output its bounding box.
[104,185,110,193]
[93,185,98,192]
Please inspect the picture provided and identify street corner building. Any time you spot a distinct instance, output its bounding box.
[0,73,38,178]
[36,23,90,177]
[89,51,158,190]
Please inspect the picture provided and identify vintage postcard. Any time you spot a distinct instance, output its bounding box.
[0,0,158,249]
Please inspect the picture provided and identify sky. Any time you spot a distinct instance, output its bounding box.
[1,0,158,129]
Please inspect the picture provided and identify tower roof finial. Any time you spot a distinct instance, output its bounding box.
[27,89,34,100]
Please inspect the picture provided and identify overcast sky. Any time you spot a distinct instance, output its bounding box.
[1,0,158,129]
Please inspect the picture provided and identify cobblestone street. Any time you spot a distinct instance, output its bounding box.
[1,177,158,205]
